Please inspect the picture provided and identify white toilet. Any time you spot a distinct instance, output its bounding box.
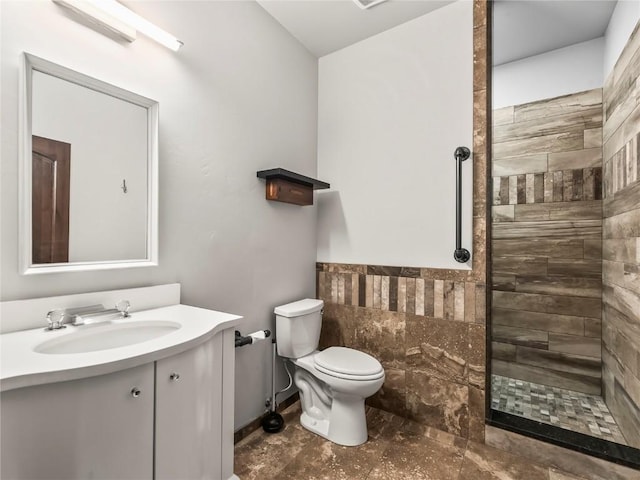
[274,298,385,446]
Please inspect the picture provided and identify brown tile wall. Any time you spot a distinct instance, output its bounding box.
[314,0,490,442]
[316,266,487,441]
[491,89,604,395]
[602,21,640,449]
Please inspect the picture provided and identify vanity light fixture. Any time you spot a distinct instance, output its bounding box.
[352,0,389,10]
[52,0,183,51]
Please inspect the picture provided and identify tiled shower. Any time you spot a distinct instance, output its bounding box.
[490,20,640,452]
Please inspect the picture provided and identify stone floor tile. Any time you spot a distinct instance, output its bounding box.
[234,403,316,480]
[276,408,404,480]
[549,469,590,479]
[235,401,636,480]
[458,441,550,480]
[365,427,466,479]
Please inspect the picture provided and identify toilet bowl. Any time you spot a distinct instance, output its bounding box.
[274,299,385,446]
[293,347,384,446]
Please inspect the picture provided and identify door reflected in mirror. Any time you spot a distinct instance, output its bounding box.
[31,134,70,264]
[20,54,158,274]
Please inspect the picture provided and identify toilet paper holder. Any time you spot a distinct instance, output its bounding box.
[234,329,271,348]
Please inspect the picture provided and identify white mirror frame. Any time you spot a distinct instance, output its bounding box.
[19,53,159,275]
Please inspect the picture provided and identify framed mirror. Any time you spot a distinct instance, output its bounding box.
[19,53,158,274]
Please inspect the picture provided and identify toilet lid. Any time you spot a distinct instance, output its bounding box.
[314,347,383,377]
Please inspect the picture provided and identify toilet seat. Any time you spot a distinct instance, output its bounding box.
[314,347,384,381]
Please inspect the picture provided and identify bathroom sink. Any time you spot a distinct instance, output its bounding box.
[2,303,243,392]
[34,320,181,355]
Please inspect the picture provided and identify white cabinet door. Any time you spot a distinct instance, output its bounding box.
[155,336,224,480]
[1,363,154,480]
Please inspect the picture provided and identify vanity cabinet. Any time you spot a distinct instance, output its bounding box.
[0,363,155,479]
[1,330,236,480]
[155,335,223,479]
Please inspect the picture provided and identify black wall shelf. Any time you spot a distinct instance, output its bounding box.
[256,168,330,190]
[256,168,329,206]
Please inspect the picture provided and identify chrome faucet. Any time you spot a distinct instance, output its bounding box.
[44,301,132,330]
[71,300,132,326]
[45,309,66,330]
[116,300,131,318]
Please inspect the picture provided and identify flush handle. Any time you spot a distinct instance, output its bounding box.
[130,387,141,398]
[169,372,180,381]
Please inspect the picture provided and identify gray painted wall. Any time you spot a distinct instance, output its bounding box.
[0,0,318,430]
[316,1,473,269]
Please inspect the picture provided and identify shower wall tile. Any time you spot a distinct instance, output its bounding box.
[492,132,584,159]
[491,88,604,395]
[602,20,640,450]
[492,308,585,336]
[513,88,602,123]
[585,127,603,148]
[548,147,603,172]
[493,106,514,126]
[493,154,547,176]
[492,167,602,205]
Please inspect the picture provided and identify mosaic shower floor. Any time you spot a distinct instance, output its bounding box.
[491,374,628,446]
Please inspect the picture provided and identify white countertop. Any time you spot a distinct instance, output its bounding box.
[0,304,242,392]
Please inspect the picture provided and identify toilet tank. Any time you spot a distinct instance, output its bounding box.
[274,299,324,358]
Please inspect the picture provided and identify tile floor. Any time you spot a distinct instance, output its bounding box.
[491,375,628,445]
[234,402,591,480]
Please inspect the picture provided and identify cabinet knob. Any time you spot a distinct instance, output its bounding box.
[169,372,180,381]
[130,387,141,398]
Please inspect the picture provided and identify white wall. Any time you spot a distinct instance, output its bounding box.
[1,0,317,431]
[32,71,148,262]
[317,0,473,269]
[493,37,605,109]
[604,0,640,78]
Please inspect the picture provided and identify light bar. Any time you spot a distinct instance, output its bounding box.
[53,0,183,51]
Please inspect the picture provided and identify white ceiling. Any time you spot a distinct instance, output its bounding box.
[493,0,617,66]
[257,0,619,65]
[256,0,455,58]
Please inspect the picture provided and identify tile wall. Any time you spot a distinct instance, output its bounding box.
[314,0,490,442]
[601,21,640,449]
[316,264,487,440]
[491,89,604,395]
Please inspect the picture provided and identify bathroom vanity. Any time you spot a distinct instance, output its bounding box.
[0,286,241,480]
